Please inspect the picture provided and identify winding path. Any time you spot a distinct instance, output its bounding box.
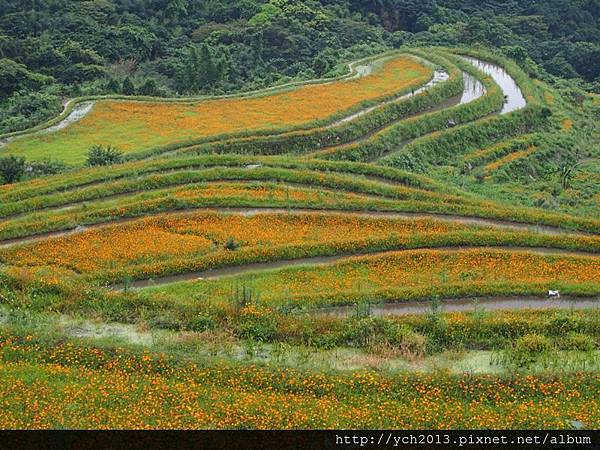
[0,101,95,148]
[369,56,528,164]
[329,69,449,127]
[307,70,484,159]
[315,295,600,317]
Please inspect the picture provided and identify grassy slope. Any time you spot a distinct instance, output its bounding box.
[0,47,599,431]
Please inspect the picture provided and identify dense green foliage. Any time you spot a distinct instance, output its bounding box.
[0,155,25,184]
[86,145,124,167]
[1,0,598,134]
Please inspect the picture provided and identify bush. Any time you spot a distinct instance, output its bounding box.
[234,305,277,341]
[86,145,124,166]
[148,311,183,330]
[27,158,67,177]
[187,313,217,332]
[122,77,135,95]
[343,316,380,347]
[377,328,427,361]
[0,89,61,134]
[557,333,596,352]
[504,333,552,368]
[224,237,240,251]
[0,155,26,184]
[138,79,159,96]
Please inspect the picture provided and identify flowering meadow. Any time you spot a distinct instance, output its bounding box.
[2,211,599,284]
[1,333,599,429]
[4,56,430,163]
[0,46,598,431]
[146,248,600,308]
[0,213,467,272]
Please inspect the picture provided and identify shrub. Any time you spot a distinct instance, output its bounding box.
[343,316,381,347]
[122,77,135,95]
[27,158,67,177]
[138,79,158,96]
[148,311,183,330]
[557,333,596,352]
[389,329,427,361]
[188,313,217,332]
[234,305,277,341]
[224,237,241,251]
[504,333,552,368]
[0,155,26,184]
[86,145,124,166]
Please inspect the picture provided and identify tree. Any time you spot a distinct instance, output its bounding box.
[105,78,120,93]
[177,44,227,93]
[0,155,26,184]
[165,0,188,21]
[138,79,158,96]
[121,77,135,95]
[566,42,600,82]
[0,58,52,100]
[86,145,124,166]
[312,49,337,76]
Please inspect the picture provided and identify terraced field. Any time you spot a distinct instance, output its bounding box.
[0,54,431,163]
[0,47,599,429]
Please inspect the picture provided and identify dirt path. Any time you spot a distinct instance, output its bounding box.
[368,56,527,164]
[307,71,482,158]
[328,70,448,127]
[0,101,94,147]
[315,295,600,317]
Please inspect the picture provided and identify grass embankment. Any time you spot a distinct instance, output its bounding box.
[380,47,549,172]
[2,55,431,164]
[460,134,539,172]
[0,166,464,219]
[312,49,503,162]
[0,155,453,203]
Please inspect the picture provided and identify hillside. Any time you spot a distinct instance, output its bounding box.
[0,0,599,433]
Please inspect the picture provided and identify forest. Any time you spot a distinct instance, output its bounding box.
[0,0,598,134]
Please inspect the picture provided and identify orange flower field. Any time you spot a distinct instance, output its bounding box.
[4,55,431,163]
[153,248,600,307]
[0,336,599,429]
[0,212,469,273]
[0,181,418,242]
[4,211,600,285]
[0,43,598,433]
